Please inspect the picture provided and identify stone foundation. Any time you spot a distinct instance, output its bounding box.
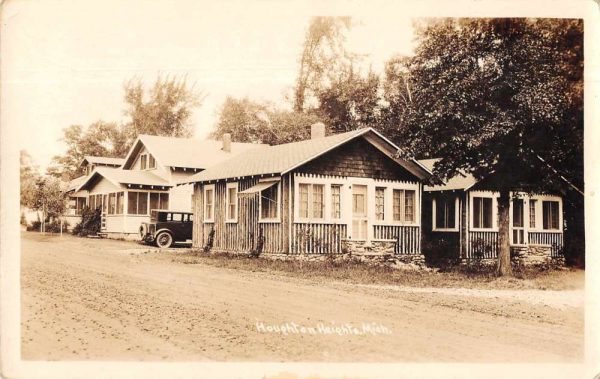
[341,239,427,269]
[511,245,565,267]
[461,245,565,267]
[206,239,428,269]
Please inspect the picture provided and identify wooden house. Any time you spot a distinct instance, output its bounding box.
[74,134,263,239]
[181,124,431,258]
[419,158,565,263]
[64,156,124,228]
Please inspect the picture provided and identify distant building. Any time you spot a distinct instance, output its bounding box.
[74,134,264,239]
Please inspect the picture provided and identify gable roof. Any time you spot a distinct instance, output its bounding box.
[121,134,266,170]
[419,158,479,192]
[180,128,431,184]
[80,156,124,168]
[66,175,88,193]
[76,166,171,192]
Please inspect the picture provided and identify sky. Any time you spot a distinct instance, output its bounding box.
[2,0,418,171]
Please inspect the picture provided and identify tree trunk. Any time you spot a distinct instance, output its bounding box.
[496,190,513,276]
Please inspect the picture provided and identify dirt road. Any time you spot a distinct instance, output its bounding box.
[21,232,583,362]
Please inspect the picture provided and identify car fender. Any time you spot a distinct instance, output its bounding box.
[153,228,173,239]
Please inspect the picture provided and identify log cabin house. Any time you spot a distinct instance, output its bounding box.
[73,134,264,239]
[419,158,565,264]
[181,124,432,259]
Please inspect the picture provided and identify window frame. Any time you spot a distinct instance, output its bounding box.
[225,182,238,223]
[470,193,497,231]
[294,177,344,224]
[148,154,156,169]
[542,200,561,231]
[511,197,526,245]
[127,191,150,216]
[432,196,459,232]
[259,181,281,223]
[140,154,147,170]
[203,184,215,223]
[375,187,385,221]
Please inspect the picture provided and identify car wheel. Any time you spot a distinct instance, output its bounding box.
[155,231,173,248]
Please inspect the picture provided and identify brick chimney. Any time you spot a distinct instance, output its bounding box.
[222,133,231,152]
[311,122,326,139]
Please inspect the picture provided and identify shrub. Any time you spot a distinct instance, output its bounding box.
[26,220,41,232]
[422,237,459,270]
[72,207,101,237]
[26,219,68,233]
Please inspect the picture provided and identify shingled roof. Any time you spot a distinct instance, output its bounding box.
[76,167,171,192]
[419,158,478,191]
[81,156,124,167]
[121,135,266,170]
[180,128,431,184]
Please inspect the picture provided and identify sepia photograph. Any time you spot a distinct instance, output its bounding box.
[1,0,598,378]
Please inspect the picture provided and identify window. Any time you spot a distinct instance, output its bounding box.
[75,197,87,215]
[375,187,385,221]
[89,195,96,211]
[140,154,147,170]
[108,193,116,215]
[297,183,325,220]
[226,184,238,222]
[116,192,124,214]
[204,186,214,221]
[473,197,493,229]
[529,199,537,228]
[128,192,149,215]
[261,184,279,220]
[404,190,415,222]
[149,192,169,210]
[393,190,403,221]
[392,189,415,223]
[331,185,341,219]
[312,184,324,218]
[148,154,156,169]
[543,201,560,230]
[434,197,456,230]
[299,184,309,218]
[512,199,525,244]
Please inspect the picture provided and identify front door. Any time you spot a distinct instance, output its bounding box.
[352,185,368,240]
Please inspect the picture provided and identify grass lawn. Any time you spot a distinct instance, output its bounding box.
[165,250,584,291]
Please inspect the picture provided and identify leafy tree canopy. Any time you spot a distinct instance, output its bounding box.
[50,121,128,180]
[212,96,324,145]
[398,18,583,193]
[51,75,202,180]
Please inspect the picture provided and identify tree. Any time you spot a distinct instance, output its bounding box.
[379,55,414,141]
[32,177,67,223]
[51,121,129,180]
[294,17,354,112]
[20,150,39,208]
[51,75,203,180]
[397,18,583,276]
[316,65,381,133]
[123,75,203,139]
[211,97,324,145]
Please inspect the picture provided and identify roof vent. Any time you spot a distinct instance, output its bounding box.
[222,133,232,153]
[311,122,326,139]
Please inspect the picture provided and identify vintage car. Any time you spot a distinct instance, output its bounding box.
[140,210,193,248]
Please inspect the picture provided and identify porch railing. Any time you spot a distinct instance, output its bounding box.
[373,225,420,255]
